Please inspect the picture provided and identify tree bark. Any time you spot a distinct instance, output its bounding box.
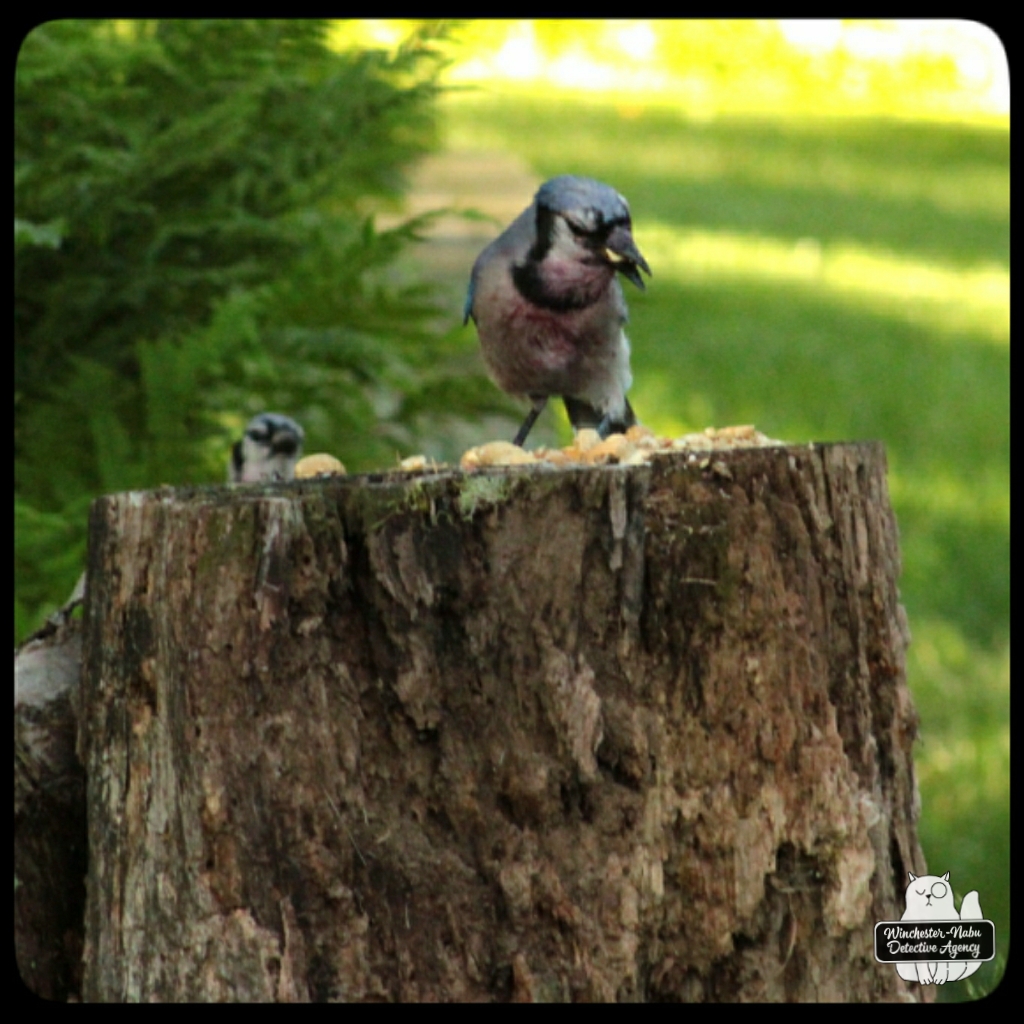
[79,443,925,1001]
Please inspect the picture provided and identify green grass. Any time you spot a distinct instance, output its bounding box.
[442,91,1009,996]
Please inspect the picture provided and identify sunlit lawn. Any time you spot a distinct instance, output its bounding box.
[440,86,1009,996]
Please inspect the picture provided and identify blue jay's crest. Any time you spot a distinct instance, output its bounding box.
[464,174,650,446]
[535,175,629,223]
[229,413,305,484]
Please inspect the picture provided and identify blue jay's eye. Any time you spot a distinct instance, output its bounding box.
[563,208,605,237]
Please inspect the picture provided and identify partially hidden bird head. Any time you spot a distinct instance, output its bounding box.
[229,412,305,484]
[532,175,651,291]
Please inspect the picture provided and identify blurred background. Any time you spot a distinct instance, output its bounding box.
[15,20,1007,997]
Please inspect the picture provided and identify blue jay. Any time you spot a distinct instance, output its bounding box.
[464,175,651,446]
[228,413,305,483]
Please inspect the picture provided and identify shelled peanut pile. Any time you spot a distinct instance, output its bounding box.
[458,424,780,470]
[294,424,780,479]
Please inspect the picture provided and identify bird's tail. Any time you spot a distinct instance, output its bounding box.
[563,396,637,438]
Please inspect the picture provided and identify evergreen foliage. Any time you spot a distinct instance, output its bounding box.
[15,19,488,641]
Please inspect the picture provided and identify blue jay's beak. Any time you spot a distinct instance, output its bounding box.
[604,223,651,291]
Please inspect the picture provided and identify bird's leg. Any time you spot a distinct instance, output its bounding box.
[512,396,548,447]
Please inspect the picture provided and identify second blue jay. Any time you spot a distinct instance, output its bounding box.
[229,413,305,483]
[464,175,651,446]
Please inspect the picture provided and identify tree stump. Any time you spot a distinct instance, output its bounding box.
[79,443,925,1001]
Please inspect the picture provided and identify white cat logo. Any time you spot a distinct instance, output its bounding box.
[896,871,983,985]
